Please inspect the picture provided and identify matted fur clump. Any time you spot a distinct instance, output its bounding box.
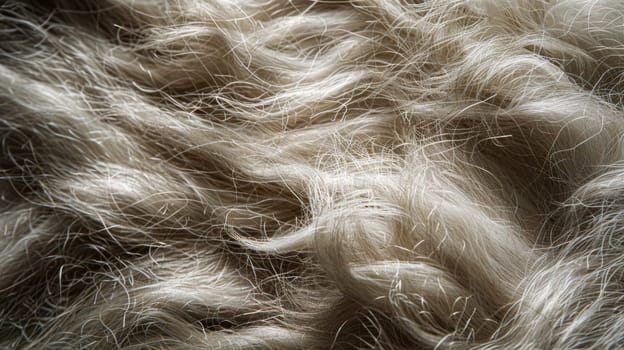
[1,0,624,348]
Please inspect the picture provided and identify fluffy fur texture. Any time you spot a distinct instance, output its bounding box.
[1,0,624,348]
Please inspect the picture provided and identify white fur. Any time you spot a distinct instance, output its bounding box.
[1,0,623,348]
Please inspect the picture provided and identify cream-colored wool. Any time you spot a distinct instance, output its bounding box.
[1,0,624,349]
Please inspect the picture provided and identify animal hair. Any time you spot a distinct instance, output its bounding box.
[1,0,624,349]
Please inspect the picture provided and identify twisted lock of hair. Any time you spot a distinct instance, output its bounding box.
[1,0,624,349]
